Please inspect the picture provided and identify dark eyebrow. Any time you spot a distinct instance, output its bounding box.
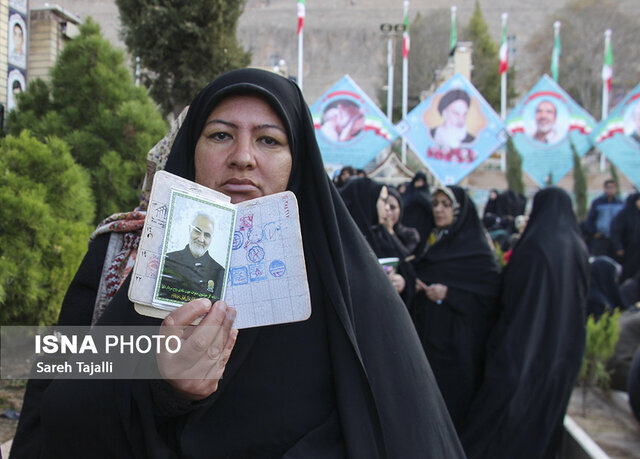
[203,119,286,134]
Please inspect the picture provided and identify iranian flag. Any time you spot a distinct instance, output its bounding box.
[402,1,410,58]
[499,17,508,75]
[297,0,305,35]
[602,30,613,92]
[449,6,457,56]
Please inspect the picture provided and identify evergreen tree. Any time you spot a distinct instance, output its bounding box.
[8,19,167,223]
[506,137,525,195]
[572,144,588,221]
[610,162,621,197]
[116,0,251,117]
[0,132,94,325]
[463,1,517,112]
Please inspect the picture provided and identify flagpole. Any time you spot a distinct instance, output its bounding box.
[600,29,612,172]
[297,0,305,91]
[387,34,394,121]
[298,30,303,91]
[500,13,508,172]
[401,0,409,164]
[551,21,561,82]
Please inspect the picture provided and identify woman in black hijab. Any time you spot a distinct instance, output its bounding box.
[339,176,416,305]
[411,185,501,432]
[611,192,640,283]
[402,171,433,254]
[12,69,463,458]
[482,188,499,218]
[387,185,420,254]
[461,187,589,459]
[586,255,625,320]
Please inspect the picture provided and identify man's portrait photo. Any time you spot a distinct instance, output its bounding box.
[431,89,475,148]
[524,97,569,145]
[320,98,365,143]
[8,14,26,68]
[7,68,25,112]
[156,192,234,306]
[423,88,485,163]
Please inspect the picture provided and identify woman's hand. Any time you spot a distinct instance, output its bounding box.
[425,283,448,304]
[157,298,238,401]
[390,273,406,293]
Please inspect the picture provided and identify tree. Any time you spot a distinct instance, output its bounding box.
[462,1,517,112]
[572,144,588,221]
[524,0,640,116]
[116,0,251,117]
[0,132,94,325]
[377,9,450,121]
[506,137,525,195]
[8,19,168,223]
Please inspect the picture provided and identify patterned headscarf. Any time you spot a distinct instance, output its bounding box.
[89,107,188,324]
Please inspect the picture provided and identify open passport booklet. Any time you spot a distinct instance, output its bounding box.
[128,171,311,329]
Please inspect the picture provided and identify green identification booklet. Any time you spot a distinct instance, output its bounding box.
[129,171,311,329]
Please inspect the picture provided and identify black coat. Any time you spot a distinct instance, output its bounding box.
[461,187,589,459]
[411,185,501,432]
[610,193,640,282]
[12,68,464,458]
[160,245,225,302]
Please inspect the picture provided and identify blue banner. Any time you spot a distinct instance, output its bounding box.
[310,75,398,171]
[505,75,596,186]
[397,74,506,185]
[592,83,640,189]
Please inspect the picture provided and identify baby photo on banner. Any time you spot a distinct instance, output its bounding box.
[397,73,506,185]
[310,75,398,172]
[593,82,640,190]
[506,74,596,186]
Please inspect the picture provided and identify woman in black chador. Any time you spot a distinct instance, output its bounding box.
[11,69,464,458]
[339,176,416,307]
[461,186,589,459]
[411,185,501,432]
[611,192,640,283]
[585,255,625,320]
[402,171,433,254]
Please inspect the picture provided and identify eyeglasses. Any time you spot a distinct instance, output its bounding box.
[190,224,212,239]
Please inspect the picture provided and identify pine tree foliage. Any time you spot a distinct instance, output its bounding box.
[506,137,525,195]
[0,132,94,325]
[7,19,167,223]
[572,143,588,221]
[116,0,251,117]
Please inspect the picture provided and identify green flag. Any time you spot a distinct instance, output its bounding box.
[449,6,457,57]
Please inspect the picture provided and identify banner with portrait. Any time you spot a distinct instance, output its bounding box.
[8,9,27,70]
[310,75,398,172]
[505,75,596,186]
[7,67,26,112]
[592,83,640,189]
[396,73,506,185]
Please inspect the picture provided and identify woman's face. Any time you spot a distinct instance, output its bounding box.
[376,185,389,225]
[432,191,455,228]
[194,94,292,204]
[386,194,401,226]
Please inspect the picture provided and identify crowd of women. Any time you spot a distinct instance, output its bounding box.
[9,68,639,458]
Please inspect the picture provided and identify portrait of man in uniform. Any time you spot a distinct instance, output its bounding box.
[159,211,226,302]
